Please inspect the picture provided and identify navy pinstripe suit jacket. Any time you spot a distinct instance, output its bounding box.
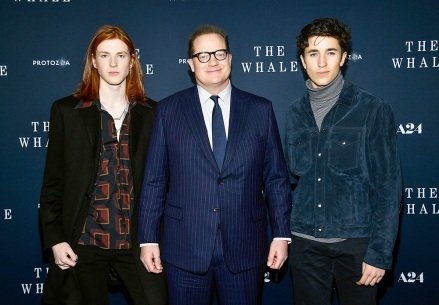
[138,85,291,274]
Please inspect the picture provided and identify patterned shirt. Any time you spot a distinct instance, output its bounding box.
[77,100,134,249]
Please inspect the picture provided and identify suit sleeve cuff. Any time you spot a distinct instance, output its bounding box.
[139,243,159,247]
[273,237,291,244]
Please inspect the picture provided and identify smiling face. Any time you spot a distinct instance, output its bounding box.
[300,36,347,88]
[92,38,133,88]
[188,33,232,94]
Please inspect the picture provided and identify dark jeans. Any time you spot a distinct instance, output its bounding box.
[75,245,148,305]
[290,236,377,305]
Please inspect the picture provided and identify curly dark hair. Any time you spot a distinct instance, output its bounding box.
[296,18,352,56]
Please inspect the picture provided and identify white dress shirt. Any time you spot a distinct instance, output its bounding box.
[197,81,231,148]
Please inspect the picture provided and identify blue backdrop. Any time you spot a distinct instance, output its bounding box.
[0,0,438,304]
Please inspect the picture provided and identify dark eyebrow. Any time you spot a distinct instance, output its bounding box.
[306,48,339,54]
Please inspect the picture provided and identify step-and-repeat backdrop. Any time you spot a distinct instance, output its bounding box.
[1,0,437,304]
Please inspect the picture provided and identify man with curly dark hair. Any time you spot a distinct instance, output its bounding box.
[285,18,402,305]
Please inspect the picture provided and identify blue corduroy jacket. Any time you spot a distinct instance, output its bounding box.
[285,81,402,269]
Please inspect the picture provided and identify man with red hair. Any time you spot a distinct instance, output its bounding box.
[40,25,167,305]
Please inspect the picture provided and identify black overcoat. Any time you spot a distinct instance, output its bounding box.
[39,95,166,305]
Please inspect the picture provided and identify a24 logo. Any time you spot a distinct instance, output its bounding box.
[398,272,424,283]
[397,123,422,134]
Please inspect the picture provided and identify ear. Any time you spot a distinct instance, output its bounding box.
[188,58,195,72]
[300,55,306,69]
[340,51,348,67]
[92,54,97,68]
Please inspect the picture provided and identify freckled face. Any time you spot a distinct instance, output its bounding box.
[300,36,347,88]
[92,39,133,87]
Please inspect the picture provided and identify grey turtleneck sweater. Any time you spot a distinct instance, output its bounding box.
[308,71,344,130]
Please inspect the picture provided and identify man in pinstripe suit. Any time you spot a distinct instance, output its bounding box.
[138,25,291,305]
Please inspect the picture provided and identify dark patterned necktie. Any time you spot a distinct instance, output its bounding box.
[211,95,226,169]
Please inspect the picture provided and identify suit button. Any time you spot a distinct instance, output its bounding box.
[213,207,220,212]
[217,179,224,185]
[85,194,92,199]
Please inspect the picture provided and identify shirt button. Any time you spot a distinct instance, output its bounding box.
[217,179,224,185]
[318,228,322,232]
[213,207,220,212]
[341,141,346,145]
[317,178,322,182]
[317,204,322,208]
[318,153,322,157]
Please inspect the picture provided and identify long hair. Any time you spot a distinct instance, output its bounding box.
[74,25,145,102]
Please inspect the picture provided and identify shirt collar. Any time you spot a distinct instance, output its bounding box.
[74,99,138,110]
[197,80,232,105]
[74,99,99,109]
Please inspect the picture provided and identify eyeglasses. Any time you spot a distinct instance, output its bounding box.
[191,49,229,63]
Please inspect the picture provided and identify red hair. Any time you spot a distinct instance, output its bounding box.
[74,25,145,102]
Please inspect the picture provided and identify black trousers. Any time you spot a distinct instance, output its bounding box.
[75,245,149,305]
[289,236,378,305]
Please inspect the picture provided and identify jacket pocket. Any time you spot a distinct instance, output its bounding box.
[286,131,313,175]
[164,204,183,220]
[328,127,362,173]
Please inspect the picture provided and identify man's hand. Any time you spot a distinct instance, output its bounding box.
[356,262,385,286]
[140,245,163,273]
[51,242,78,270]
[266,239,288,269]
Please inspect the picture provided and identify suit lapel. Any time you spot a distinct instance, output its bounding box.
[222,87,249,170]
[81,107,100,144]
[130,103,143,159]
[182,87,218,168]
[77,104,101,159]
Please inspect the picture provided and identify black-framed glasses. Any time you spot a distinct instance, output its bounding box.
[191,49,229,63]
